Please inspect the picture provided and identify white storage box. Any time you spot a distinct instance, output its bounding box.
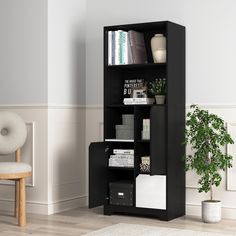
[136,174,166,209]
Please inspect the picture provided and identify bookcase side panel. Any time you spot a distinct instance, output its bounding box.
[166,23,186,219]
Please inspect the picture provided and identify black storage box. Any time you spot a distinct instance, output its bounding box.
[109,181,133,206]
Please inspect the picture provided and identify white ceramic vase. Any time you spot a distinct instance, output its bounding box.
[151,34,166,63]
[202,200,221,223]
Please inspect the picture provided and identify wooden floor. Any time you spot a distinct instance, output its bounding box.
[0,207,236,235]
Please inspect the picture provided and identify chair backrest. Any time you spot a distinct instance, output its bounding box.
[0,111,27,155]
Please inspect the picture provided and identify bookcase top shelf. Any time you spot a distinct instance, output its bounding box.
[104,21,184,32]
[106,63,166,69]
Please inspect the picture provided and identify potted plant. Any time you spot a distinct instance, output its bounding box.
[185,104,234,223]
[149,78,166,104]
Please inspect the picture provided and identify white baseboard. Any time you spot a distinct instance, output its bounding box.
[0,196,87,215]
[48,196,87,215]
[186,204,236,220]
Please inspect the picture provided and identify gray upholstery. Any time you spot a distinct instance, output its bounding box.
[0,162,31,174]
[0,111,27,155]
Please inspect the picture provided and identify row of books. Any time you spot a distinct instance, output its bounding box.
[108,30,147,65]
[109,149,134,167]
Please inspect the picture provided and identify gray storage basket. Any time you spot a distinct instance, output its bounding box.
[122,114,134,126]
[116,125,134,139]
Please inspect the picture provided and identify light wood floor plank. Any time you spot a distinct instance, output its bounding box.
[0,207,236,235]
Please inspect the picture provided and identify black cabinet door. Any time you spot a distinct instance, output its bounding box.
[150,106,166,175]
[89,142,109,208]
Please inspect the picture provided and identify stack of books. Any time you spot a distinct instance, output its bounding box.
[108,30,148,65]
[123,98,154,105]
[109,149,134,167]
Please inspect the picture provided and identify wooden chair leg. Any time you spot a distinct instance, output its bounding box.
[19,178,26,226]
[15,180,19,218]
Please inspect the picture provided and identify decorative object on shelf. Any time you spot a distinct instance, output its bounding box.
[140,156,150,173]
[142,119,150,140]
[109,181,134,206]
[184,104,234,223]
[140,163,150,173]
[151,34,166,63]
[115,114,134,139]
[153,48,166,63]
[123,79,154,105]
[149,78,166,104]
[123,79,145,98]
[132,89,147,98]
[122,114,134,126]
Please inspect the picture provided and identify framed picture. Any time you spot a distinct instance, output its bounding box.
[132,89,147,98]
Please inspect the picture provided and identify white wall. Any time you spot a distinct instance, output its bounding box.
[0,0,87,215]
[48,0,86,105]
[86,0,236,105]
[47,0,87,211]
[0,0,48,105]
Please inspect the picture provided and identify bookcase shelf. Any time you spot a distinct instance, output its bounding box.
[107,104,165,108]
[108,167,134,170]
[89,21,185,221]
[106,63,166,69]
[105,139,134,142]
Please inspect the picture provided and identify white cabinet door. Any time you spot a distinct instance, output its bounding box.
[136,174,166,209]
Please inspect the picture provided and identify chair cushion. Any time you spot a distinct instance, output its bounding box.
[0,111,27,155]
[0,162,31,174]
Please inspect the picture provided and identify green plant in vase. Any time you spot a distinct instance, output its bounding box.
[149,78,166,104]
[184,104,234,223]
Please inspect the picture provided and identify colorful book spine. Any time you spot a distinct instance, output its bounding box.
[123,31,128,64]
[115,30,121,65]
[108,31,112,65]
[111,31,115,65]
[120,31,123,64]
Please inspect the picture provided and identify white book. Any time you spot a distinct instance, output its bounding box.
[120,31,123,64]
[109,154,134,159]
[113,149,134,154]
[108,31,112,65]
[123,98,155,105]
[122,31,128,64]
[115,30,121,65]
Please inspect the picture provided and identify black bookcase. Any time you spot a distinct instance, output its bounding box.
[89,21,185,221]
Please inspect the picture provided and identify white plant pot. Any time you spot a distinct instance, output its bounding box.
[202,200,221,223]
[155,95,165,104]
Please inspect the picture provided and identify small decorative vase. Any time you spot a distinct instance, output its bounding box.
[151,34,166,63]
[155,95,165,104]
[153,49,166,63]
[202,200,221,223]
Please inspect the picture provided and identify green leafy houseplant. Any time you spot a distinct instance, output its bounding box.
[185,105,234,201]
[149,78,167,96]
